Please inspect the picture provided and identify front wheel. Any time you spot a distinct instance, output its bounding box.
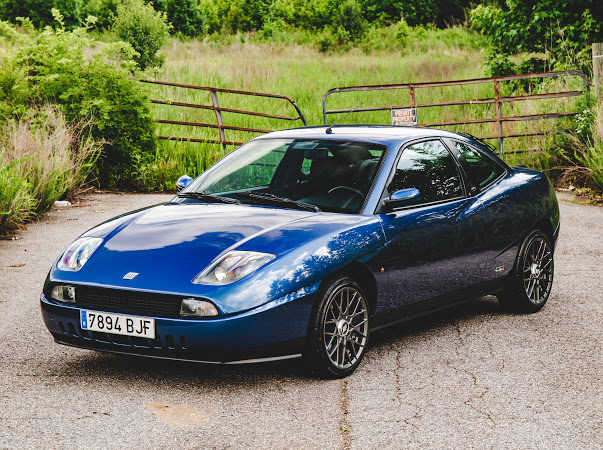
[497,230,554,313]
[303,276,370,378]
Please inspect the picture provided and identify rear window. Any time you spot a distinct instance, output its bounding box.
[453,141,505,188]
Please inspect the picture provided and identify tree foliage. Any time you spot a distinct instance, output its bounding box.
[470,0,603,76]
[113,0,170,70]
[0,0,82,29]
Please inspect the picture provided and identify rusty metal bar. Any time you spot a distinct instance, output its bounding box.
[498,90,583,103]
[141,78,295,100]
[478,129,572,140]
[415,112,578,128]
[494,79,503,156]
[210,90,227,153]
[324,90,584,116]
[409,86,416,107]
[158,136,243,146]
[156,119,273,133]
[322,70,588,97]
[150,99,300,121]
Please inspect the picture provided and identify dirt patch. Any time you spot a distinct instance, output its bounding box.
[145,402,210,427]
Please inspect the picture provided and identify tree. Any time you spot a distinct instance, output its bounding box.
[470,0,603,76]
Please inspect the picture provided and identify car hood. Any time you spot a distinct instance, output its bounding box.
[50,202,384,314]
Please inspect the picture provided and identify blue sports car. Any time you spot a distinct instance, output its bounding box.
[41,126,559,377]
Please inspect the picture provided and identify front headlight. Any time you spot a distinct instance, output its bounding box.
[57,237,103,271]
[192,251,275,285]
[51,285,76,303]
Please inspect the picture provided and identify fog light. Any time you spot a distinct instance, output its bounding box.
[51,285,76,303]
[180,299,218,317]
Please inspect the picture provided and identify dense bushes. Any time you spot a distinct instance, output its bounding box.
[470,0,603,77]
[0,13,157,188]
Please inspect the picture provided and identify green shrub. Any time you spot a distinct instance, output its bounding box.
[155,0,206,37]
[575,103,603,190]
[316,28,336,53]
[333,0,366,42]
[484,53,517,77]
[82,0,119,30]
[0,13,157,188]
[395,18,410,47]
[113,0,170,70]
[0,0,83,29]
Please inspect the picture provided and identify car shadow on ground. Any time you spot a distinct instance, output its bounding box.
[48,296,507,386]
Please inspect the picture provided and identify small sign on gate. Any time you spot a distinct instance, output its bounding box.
[391,107,417,126]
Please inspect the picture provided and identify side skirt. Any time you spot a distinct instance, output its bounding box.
[371,278,505,332]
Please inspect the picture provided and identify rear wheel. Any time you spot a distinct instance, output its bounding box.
[497,230,554,313]
[304,276,369,378]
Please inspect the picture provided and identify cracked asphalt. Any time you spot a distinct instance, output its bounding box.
[0,192,601,449]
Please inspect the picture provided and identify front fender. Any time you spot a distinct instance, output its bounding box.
[210,214,386,314]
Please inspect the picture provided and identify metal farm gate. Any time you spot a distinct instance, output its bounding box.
[322,70,591,157]
[139,79,307,153]
[142,70,590,159]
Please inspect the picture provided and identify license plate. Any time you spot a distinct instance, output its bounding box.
[80,310,155,339]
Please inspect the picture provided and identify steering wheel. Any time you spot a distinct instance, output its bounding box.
[328,186,364,197]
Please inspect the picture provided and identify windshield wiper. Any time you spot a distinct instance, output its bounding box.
[177,191,240,204]
[236,192,321,212]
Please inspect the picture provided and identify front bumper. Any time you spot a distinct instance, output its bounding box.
[40,286,317,363]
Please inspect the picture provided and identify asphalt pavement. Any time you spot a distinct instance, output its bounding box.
[0,192,601,449]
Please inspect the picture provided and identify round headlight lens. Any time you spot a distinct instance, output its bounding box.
[57,237,103,271]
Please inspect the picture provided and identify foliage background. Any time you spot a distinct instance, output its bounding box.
[0,0,601,233]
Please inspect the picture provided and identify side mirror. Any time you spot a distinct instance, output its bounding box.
[176,175,193,192]
[383,188,420,210]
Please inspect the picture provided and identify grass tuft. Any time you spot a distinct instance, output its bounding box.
[0,107,101,235]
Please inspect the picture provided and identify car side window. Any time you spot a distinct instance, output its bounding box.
[453,141,505,189]
[388,139,463,205]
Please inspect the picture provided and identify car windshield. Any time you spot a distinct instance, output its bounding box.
[185,138,387,214]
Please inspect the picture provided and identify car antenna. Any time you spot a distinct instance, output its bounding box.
[325,106,359,134]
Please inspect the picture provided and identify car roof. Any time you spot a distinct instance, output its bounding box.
[254,125,469,147]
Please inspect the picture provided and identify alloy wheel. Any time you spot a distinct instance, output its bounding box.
[322,286,369,370]
[522,236,554,305]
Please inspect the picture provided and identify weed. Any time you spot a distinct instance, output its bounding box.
[0,107,101,234]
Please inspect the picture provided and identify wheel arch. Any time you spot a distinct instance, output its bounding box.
[535,217,554,245]
[511,225,553,277]
[326,261,378,315]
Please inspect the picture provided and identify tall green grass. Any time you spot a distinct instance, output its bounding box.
[0,107,100,235]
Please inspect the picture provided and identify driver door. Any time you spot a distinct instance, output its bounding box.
[375,139,490,317]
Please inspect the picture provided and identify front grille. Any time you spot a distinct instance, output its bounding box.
[75,286,183,318]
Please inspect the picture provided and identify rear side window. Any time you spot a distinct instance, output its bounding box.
[388,139,463,204]
[453,141,505,188]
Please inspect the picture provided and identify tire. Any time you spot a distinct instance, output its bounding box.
[497,230,554,313]
[303,276,370,378]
